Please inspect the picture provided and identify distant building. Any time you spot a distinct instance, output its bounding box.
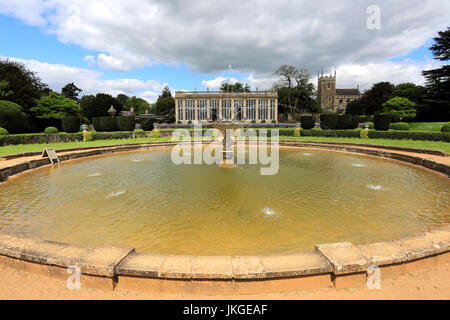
[174,91,278,123]
[318,71,361,113]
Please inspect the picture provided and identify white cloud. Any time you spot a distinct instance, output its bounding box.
[2,56,167,103]
[1,0,448,77]
[83,55,96,67]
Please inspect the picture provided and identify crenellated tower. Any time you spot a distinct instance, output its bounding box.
[317,70,336,112]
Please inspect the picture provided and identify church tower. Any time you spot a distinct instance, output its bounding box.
[318,70,336,112]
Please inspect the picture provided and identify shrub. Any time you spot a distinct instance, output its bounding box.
[62,117,80,133]
[320,114,338,130]
[261,120,266,123]
[390,122,410,131]
[141,118,155,131]
[271,119,276,123]
[368,130,449,142]
[294,128,301,137]
[152,129,160,138]
[441,122,450,132]
[360,128,369,139]
[301,129,360,138]
[0,127,8,135]
[300,116,315,129]
[117,116,135,131]
[92,117,102,131]
[187,120,192,124]
[350,115,360,129]
[251,120,256,123]
[336,114,353,129]
[133,129,146,138]
[99,117,118,131]
[0,100,32,133]
[44,126,59,134]
[368,122,374,129]
[374,114,392,131]
[177,121,182,124]
[83,131,92,142]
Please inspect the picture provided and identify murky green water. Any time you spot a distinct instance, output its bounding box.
[0,147,448,255]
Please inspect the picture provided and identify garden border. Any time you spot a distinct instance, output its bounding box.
[0,140,449,294]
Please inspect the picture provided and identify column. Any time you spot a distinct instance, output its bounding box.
[255,99,259,122]
[206,99,210,121]
[267,100,272,122]
[231,98,234,120]
[194,99,198,122]
[175,99,178,122]
[219,99,222,121]
[182,99,186,123]
[243,99,247,121]
[275,99,278,122]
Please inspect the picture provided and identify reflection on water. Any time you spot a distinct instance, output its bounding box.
[0,148,448,255]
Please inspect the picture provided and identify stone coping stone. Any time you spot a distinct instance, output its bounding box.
[0,233,134,277]
[315,242,370,275]
[116,252,168,278]
[231,256,265,279]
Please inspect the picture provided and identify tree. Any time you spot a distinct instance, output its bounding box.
[220,82,250,92]
[30,92,80,119]
[80,93,123,120]
[273,65,318,114]
[61,82,82,103]
[0,58,48,111]
[421,27,450,121]
[0,80,13,98]
[126,96,150,114]
[359,82,394,115]
[116,93,130,106]
[345,99,365,115]
[382,96,417,119]
[155,86,175,123]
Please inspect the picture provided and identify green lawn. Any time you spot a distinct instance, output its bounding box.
[408,122,446,131]
[0,135,449,158]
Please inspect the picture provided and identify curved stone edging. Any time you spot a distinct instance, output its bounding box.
[0,141,449,293]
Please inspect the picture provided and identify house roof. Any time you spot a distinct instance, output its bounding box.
[335,89,360,96]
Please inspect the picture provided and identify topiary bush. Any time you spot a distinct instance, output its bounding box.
[92,117,102,131]
[61,117,80,133]
[294,128,301,137]
[99,117,119,131]
[350,115,360,129]
[44,126,59,134]
[0,100,32,133]
[441,122,450,132]
[360,128,369,139]
[320,113,338,130]
[0,127,8,135]
[83,131,92,142]
[390,122,410,131]
[117,116,135,131]
[141,118,155,131]
[300,116,315,129]
[374,114,392,131]
[152,129,160,138]
[336,114,353,129]
[133,128,146,138]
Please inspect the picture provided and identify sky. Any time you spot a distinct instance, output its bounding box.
[0,0,448,103]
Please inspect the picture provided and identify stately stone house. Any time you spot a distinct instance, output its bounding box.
[318,71,361,113]
[174,91,278,124]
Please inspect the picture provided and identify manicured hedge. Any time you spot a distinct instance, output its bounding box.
[300,116,315,129]
[0,100,32,133]
[390,122,410,131]
[92,117,102,131]
[368,130,449,142]
[117,116,135,131]
[62,117,81,133]
[320,114,338,130]
[337,115,353,129]
[141,118,155,131]
[301,129,361,138]
[44,127,58,134]
[441,122,450,132]
[0,127,8,135]
[99,117,119,131]
[374,114,392,131]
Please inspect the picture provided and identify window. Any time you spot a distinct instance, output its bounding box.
[222,100,232,120]
[270,100,276,120]
[328,82,331,89]
[234,100,243,120]
[185,100,195,120]
[177,100,183,121]
[258,99,268,120]
[210,100,219,120]
[197,100,207,120]
[246,100,256,120]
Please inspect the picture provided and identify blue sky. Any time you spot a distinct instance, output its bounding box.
[0,0,448,102]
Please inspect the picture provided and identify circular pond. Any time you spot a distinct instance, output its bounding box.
[0,147,449,255]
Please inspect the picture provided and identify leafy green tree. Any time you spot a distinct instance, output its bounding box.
[61,82,82,103]
[0,80,13,98]
[382,96,417,119]
[30,92,80,119]
[359,82,394,115]
[0,58,48,111]
[345,99,365,115]
[116,93,130,106]
[273,65,318,114]
[155,86,175,123]
[80,93,123,120]
[220,82,250,92]
[421,27,450,121]
[126,96,150,114]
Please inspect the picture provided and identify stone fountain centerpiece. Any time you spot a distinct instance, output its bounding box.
[210,121,244,166]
